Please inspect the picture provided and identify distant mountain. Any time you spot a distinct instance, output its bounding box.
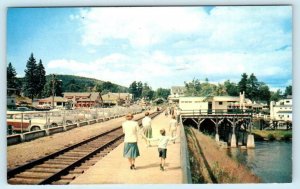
[49,74,128,93]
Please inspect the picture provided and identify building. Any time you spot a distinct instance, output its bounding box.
[168,86,186,104]
[101,92,132,106]
[38,96,68,109]
[270,96,292,121]
[63,92,103,108]
[179,92,252,114]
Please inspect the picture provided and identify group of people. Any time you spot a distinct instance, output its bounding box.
[121,111,179,171]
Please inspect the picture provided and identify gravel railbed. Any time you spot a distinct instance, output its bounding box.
[7,112,146,170]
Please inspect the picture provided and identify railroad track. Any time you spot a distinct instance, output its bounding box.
[8,111,161,185]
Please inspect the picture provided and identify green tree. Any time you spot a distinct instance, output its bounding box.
[97,81,119,94]
[257,82,271,103]
[7,62,18,95]
[200,79,215,96]
[248,73,259,101]
[214,83,227,96]
[155,88,170,100]
[238,73,248,96]
[184,78,201,96]
[36,59,46,98]
[238,73,248,95]
[270,89,282,102]
[23,53,38,100]
[224,80,239,96]
[137,81,143,99]
[141,83,154,100]
[42,75,63,97]
[284,85,292,97]
[129,81,138,100]
[67,79,81,92]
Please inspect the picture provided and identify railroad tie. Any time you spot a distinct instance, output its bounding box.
[14,172,53,179]
[60,174,77,180]
[26,167,62,173]
[51,180,71,185]
[8,177,44,185]
[36,164,67,169]
[68,169,85,174]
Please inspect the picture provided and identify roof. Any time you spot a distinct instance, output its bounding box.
[179,96,206,101]
[213,96,240,101]
[39,96,68,102]
[63,92,102,101]
[102,93,132,101]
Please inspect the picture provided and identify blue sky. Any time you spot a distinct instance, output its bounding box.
[7,6,292,91]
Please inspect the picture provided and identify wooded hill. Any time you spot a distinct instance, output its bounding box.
[46,74,128,93]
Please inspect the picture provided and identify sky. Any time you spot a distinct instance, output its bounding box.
[6,6,292,91]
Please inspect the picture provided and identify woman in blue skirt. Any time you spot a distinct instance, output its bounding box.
[122,113,140,170]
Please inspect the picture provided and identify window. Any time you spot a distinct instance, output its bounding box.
[219,102,223,105]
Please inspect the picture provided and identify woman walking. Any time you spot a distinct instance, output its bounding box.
[122,113,140,170]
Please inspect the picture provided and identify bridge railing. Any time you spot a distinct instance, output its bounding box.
[179,115,192,183]
[180,109,253,117]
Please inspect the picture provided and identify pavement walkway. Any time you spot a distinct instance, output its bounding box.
[71,112,182,184]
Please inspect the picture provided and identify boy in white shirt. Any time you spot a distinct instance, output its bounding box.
[147,129,177,171]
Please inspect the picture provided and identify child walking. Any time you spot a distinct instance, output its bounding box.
[147,129,177,171]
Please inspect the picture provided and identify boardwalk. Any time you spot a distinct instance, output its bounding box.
[71,113,182,184]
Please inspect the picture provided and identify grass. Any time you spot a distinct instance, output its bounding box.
[186,127,261,183]
[251,130,292,141]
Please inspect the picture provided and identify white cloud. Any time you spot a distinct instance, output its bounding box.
[46,47,291,89]
[74,6,291,52]
[54,6,292,89]
[75,7,205,47]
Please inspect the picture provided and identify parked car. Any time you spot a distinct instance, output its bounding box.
[7,111,58,132]
[16,107,33,111]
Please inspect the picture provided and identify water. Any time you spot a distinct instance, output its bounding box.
[227,141,292,183]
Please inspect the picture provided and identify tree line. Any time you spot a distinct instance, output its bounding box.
[184,73,292,104]
[128,81,170,101]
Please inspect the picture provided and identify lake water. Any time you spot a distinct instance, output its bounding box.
[227,141,292,183]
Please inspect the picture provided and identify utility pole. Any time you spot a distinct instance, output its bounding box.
[52,74,56,109]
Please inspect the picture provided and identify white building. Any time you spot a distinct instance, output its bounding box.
[270,96,292,121]
[179,92,252,114]
[179,97,208,114]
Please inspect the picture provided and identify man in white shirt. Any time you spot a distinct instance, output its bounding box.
[142,112,152,147]
[122,113,140,170]
[169,115,178,143]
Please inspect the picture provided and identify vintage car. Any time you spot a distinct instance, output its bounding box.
[7,111,59,132]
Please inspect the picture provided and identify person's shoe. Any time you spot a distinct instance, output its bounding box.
[160,166,164,171]
[132,164,136,170]
[130,165,133,170]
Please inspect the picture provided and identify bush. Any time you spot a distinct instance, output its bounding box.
[267,134,275,141]
[282,133,292,141]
